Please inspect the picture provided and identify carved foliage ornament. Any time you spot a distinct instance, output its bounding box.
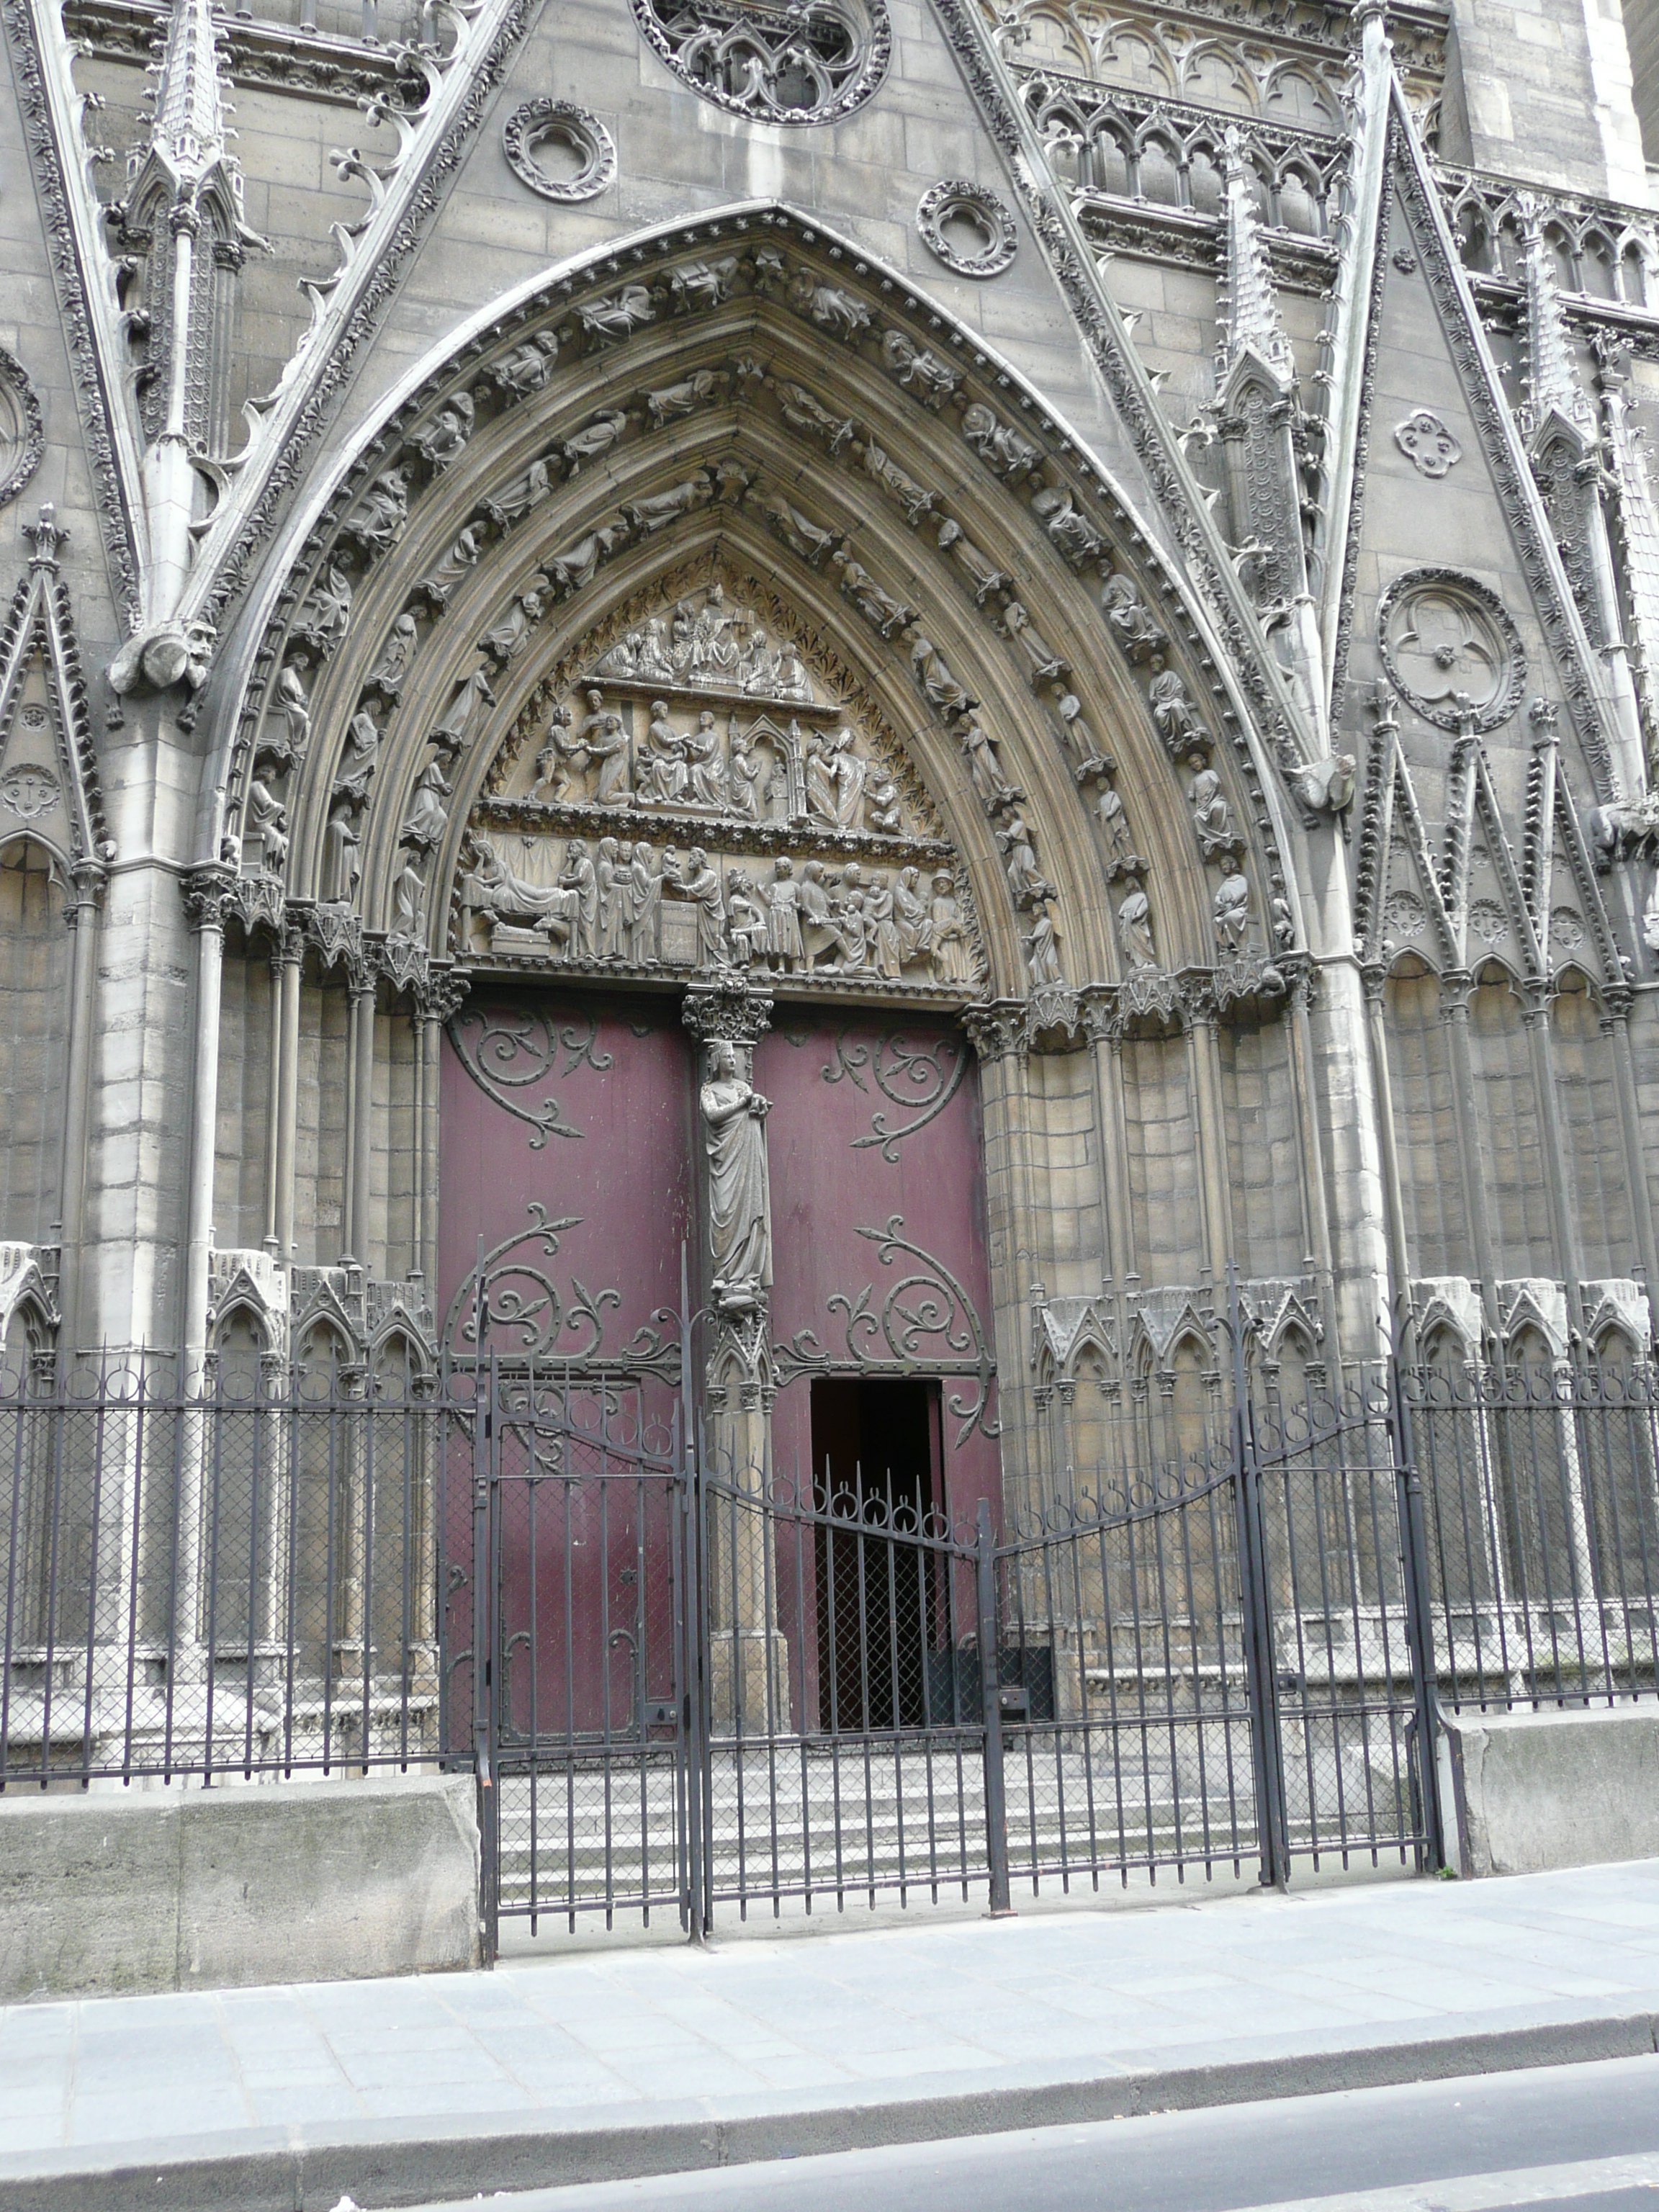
[1377,569,1527,735]
[0,348,44,511]
[631,0,890,123]
[503,99,617,203]
[917,180,1019,278]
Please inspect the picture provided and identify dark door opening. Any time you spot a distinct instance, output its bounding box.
[810,1377,942,1732]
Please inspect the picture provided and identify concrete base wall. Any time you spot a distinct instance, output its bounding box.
[0,1773,481,2002]
[1443,1705,1659,1879]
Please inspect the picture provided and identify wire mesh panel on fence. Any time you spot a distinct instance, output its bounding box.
[0,1353,459,1789]
[1403,1354,1659,1712]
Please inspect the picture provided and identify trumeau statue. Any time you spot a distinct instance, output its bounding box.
[700,1038,773,1315]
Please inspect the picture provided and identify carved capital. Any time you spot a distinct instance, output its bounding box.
[960,999,1026,1064]
[681,979,773,1048]
[181,865,235,934]
[419,963,470,1025]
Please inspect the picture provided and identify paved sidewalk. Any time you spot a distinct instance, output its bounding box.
[3,1860,1659,2210]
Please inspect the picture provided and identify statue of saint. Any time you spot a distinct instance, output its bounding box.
[700,1040,772,1313]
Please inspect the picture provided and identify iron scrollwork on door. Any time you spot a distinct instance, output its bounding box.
[773,1215,998,1446]
[446,1007,613,1146]
[821,1029,968,1162]
[442,1203,680,1380]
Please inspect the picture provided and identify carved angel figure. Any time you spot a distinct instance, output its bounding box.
[629,473,714,535]
[1116,885,1157,970]
[788,273,871,339]
[491,331,559,396]
[365,613,418,697]
[1148,670,1202,752]
[1214,869,1251,956]
[882,331,959,408]
[483,588,546,664]
[959,721,1012,810]
[866,775,902,835]
[576,282,655,344]
[547,514,631,593]
[909,631,976,717]
[485,456,554,529]
[561,408,628,475]
[833,552,912,636]
[295,565,352,652]
[410,391,474,470]
[343,464,409,554]
[700,1038,772,1313]
[1031,485,1105,567]
[857,439,935,526]
[647,369,724,428]
[419,524,481,606]
[1100,573,1167,657]
[961,403,1039,478]
[755,489,840,565]
[775,382,855,453]
[402,756,451,851]
[936,518,1008,604]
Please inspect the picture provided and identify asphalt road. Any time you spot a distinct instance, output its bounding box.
[412,2053,1659,2212]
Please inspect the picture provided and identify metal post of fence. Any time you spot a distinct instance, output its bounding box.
[1228,1264,1291,1889]
[1388,1354,1447,1872]
[469,1241,499,1965]
[976,1498,1013,1917]
[678,1251,710,1946]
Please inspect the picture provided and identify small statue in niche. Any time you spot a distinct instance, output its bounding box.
[669,256,739,313]
[961,402,1040,479]
[628,472,714,536]
[646,368,724,426]
[491,331,559,396]
[410,390,474,470]
[699,1037,773,1316]
[930,870,976,985]
[402,756,451,850]
[629,840,662,965]
[343,464,409,554]
[1271,894,1294,950]
[1292,752,1357,814]
[1188,757,1237,855]
[485,455,554,530]
[246,777,288,871]
[936,518,1008,604]
[295,564,352,653]
[419,523,481,607]
[1031,485,1105,568]
[1001,600,1067,685]
[393,854,426,934]
[577,282,654,345]
[1213,868,1251,956]
[765,857,804,973]
[432,665,497,757]
[483,586,546,664]
[335,708,381,799]
[996,811,1050,905]
[1148,669,1203,752]
[1093,777,1136,866]
[274,659,312,757]
[323,799,361,905]
[1116,884,1157,971]
[1025,904,1064,989]
[365,613,418,697]
[1054,692,1101,767]
[547,514,631,596]
[788,271,871,340]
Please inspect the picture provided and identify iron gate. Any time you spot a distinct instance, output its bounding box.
[472,1355,1444,1951]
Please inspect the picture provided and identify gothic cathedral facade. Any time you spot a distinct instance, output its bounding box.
[2,0,1659,1516]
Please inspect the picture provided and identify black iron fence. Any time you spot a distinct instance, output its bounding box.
[4,1334,1658,1948]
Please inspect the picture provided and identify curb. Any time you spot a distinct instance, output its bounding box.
[3,2009,1657,2212]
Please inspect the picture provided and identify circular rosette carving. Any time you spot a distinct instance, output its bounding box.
[916,181,1018,278]
[630,0,890,124]
[503,99,618,202]
[1377,568,1526,734]
[0,347,44,510]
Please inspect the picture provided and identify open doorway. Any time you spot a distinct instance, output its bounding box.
[809,1377,942,1732]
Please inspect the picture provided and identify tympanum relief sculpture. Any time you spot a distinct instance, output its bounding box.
[457,580,986,996]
